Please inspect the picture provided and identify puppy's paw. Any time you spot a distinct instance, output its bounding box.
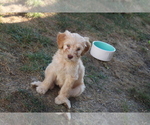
[36,85,48,94]
[31,81,42,87]
[55,96,71,109]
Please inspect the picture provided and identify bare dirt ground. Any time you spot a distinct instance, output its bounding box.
[0,13,150,112]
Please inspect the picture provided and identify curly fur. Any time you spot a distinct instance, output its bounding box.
[31,30,91,108]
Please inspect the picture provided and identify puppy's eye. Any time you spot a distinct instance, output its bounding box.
[76,47,81,51]
[67,44,70,48]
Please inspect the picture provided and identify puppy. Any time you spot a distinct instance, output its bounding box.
[31,30,91,108]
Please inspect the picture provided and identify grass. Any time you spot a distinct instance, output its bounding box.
[55,14,91,32]
[100,13,150,41]
[20,51,52,72]
[20,62,41,72]
[140,47,148,53]
[1,89,48,112]
[26,13,44,18]
[27,51,52,63]
[0,13,150,112]
[86,71,107,82]
[129,88,150,110]
[84,60,108,90]
[121,101,130,112]
[3,24,51,46]
[0,23,54,73]
[60,13,150,42]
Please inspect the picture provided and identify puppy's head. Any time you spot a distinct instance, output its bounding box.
[57,30,91,62]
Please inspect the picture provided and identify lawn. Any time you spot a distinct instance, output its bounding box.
[0,13,150,112]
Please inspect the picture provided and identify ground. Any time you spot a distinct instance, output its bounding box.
[0,13,150,112]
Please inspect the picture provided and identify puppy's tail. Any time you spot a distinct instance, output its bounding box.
[31,81,42,87]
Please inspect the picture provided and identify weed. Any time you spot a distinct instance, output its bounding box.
[121,101,129,112]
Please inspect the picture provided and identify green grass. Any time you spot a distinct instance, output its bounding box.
[130,88,150,110]
[86,72,107,82]
[85,63,108,88]
[56,13,110,33]
[20,62,41,72]
[27,51,52,62]
[0,23,54,73]
[135,13,150,23]
[55,14,90,32]
[26,13,44,18]
[4,89,48,112]
[121,101,130,112]
[1,24,51,46]
[58,13,150,41]
[101,13,150,41]
[138,32,150,41]
[20,51,52,72]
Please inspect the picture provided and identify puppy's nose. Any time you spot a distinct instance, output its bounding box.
[68,55,73,59]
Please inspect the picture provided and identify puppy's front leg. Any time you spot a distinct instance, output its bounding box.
[36,75,54,94]
[36,65,55,94]
[55,76,76,108]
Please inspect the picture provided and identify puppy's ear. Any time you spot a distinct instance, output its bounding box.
[81,37,91,56]
[57,32,66,49]
[57,30,71,49]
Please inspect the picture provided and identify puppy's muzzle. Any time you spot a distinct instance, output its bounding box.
[68,54,73,59]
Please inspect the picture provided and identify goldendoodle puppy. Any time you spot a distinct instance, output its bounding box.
[31,30,91,108]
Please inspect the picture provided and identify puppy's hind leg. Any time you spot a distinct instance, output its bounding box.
[69,84,85,97]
